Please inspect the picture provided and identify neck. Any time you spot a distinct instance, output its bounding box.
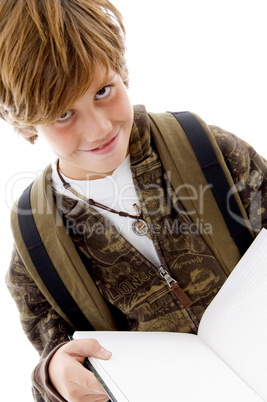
[58,161,116,181]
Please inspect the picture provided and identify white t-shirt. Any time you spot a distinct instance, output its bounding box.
[52,156,161,267]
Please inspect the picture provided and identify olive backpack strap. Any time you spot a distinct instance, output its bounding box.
[16,182,93,330]
[149,111,255,275]
[171,111,254,254]
[11,165,117,331]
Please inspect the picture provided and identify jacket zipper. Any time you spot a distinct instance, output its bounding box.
[132,202,193,309]
[158,266,192,308]
[86,195,193,309]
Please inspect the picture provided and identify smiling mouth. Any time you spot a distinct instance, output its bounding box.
[92,136,114,151]
[79,133,119,155]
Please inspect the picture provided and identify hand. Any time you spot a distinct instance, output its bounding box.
[48,338,112,402]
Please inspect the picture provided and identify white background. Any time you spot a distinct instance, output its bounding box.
[1,0,266,400]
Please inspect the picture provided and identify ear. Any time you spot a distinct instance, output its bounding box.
[20,128,38,144]
[121,67,129,80]
[20,130,34,139]
[121,67,129,87]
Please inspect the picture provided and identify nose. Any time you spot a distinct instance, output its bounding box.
[80,108,113,142]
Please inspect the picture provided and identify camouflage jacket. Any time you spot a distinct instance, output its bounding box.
[6,106,267,401]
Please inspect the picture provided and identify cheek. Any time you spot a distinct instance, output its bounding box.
[37,127,77,155]
[112,87,133,122]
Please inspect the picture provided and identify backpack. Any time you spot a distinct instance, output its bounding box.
[11,111,255,330]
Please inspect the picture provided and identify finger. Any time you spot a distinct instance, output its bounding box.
[71,357,105,391]
[64,355,109,401]
[48,339,112,401]
[76,394,109,402]
[79,395,110,402]
[64,338,112,363]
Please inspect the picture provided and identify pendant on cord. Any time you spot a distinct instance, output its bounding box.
[56,160,150,236]
[132,219,149,236]
[132,204,149,236]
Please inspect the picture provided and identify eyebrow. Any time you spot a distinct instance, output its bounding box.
[57,70,117,116]
[96,71,116,91]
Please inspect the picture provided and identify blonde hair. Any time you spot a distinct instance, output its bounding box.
[0,0,126,142]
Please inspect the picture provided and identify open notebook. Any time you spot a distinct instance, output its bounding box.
[74,229,267,401]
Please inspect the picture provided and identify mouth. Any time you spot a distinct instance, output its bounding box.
[78,133,119,156]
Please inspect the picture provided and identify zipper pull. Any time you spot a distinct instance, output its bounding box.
[158,267,192,308]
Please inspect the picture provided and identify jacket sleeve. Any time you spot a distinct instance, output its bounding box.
[210,125,267,231]
[6,246,73,401]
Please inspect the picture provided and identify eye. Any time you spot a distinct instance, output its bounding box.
[95,85,111,100]
[58,110,73,122]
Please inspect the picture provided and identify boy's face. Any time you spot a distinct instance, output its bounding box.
[35,65,133,180]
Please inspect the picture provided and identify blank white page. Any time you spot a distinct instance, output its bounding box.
[198,228,267,400]
[75,331,262,401]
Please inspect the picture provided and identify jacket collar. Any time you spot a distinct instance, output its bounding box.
[129,105,153,166]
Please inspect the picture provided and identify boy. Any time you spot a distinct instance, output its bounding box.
[2,0,267,401]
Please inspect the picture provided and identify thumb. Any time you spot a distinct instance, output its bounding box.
[65,338,112,362]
